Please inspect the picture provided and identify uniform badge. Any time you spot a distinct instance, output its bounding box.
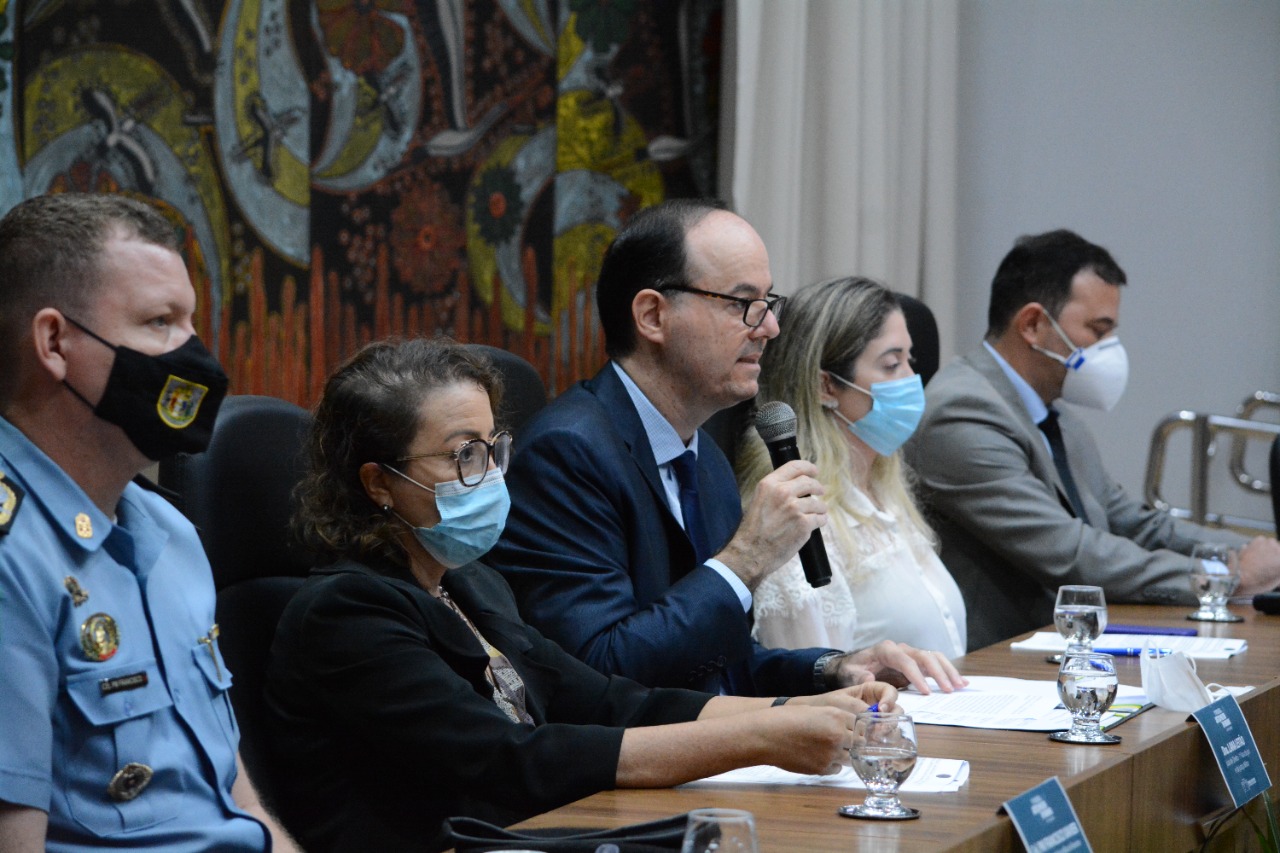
[106,763,153,802]
[156,375,209,429]
[74,513,93,538]
[0,471,23,536]
[64,576,89,606]
[79,613,120,662]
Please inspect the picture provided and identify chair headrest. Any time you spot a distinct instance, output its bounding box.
[159,395,313,589]
[896,292,940,386]
[465,345,547,434]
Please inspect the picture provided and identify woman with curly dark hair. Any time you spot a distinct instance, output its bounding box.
[264,336,896,852]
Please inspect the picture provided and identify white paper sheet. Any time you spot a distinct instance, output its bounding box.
[1010,632,1247,659]
[684,756,969,793]
[896,675,1148,731]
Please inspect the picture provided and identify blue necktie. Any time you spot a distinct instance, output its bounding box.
[1039,409,1087,520]
[671,450,710,564]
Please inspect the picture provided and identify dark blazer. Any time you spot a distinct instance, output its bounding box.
[489,364,832,695]
[264,558,710,853]
[906,346,1244,650]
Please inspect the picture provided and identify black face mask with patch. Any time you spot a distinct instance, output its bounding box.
[62,316,229,460]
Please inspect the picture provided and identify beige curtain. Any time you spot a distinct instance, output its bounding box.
[721,0,959,359]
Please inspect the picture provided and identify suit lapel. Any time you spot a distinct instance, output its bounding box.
[590,365,680,522]
[967,348,1085,520]
[324,559,494,682]
[588,365,703,573]
[445,567,535,658]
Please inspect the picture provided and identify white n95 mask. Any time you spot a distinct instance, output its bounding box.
[1033,312,1129,412]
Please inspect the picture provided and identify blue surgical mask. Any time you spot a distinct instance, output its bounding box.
[825,372,925,456]
[384,467,511,569]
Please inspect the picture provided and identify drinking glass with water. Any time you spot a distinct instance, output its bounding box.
[1050,651,1121,744]
[1188,543,1243,623]
[839,711,921,820]
[1054,585,1107,651]
[680,808,758,853]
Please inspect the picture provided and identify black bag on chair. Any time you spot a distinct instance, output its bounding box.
[441,813,690,852]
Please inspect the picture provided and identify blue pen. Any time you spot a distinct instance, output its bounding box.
[1104,624,1197,637]
[1094,647,1172,657]
[867,703,879,713]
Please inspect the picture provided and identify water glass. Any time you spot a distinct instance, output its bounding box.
[1188,543,1243,622]
[1050,651,1121,744]
[1054,585,1108,651]
[680,808,758,853]
[839,710,921,820]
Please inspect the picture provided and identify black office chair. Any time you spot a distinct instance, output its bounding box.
[466,344,547,434]
[158,394,314,813]
[897,292,940,387]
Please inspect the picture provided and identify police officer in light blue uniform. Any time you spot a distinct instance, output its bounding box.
[0,193,297,851]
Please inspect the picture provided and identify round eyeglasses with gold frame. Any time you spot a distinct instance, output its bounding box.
[396,431,512,487]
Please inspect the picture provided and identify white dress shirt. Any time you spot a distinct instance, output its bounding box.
[751,485,967,658]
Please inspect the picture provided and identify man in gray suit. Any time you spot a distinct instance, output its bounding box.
[907,229,1280,650]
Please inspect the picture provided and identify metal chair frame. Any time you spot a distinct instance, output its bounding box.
[1144,391,1280,536]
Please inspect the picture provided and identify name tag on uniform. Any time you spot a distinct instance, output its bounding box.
[100,672,149,695]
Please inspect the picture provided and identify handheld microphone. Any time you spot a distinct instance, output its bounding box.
[754,401,832,588]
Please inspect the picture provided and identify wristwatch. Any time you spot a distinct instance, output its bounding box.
[812,651,841,691]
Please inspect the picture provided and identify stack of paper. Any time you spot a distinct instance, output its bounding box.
[895,675,1147,731]
[685,757,969,793]
[1010,632,1247,659]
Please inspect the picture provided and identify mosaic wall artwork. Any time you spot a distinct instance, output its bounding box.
[0,0,722,403]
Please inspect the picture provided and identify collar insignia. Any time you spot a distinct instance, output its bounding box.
[64,576,89,606]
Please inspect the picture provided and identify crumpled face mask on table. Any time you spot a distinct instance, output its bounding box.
[1139,647,1226,713]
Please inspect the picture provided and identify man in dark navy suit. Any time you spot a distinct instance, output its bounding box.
[490,200,962,697]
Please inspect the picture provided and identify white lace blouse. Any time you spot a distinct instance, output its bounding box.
[752,485,967,658]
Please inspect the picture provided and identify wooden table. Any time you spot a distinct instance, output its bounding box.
[517,604,1280,851]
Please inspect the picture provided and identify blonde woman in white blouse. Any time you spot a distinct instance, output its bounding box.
[737,277,968,660]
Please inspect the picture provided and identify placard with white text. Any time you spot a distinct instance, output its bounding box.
[1192,693,1272,808]
[1000,776,1092,853]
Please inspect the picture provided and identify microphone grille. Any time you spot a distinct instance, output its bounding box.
[754,401,797,443]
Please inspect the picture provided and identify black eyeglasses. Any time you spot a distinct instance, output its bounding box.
[396,431,513,487]
[657,284,786,329]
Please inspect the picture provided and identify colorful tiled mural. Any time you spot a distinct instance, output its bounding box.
[0,0,722,403]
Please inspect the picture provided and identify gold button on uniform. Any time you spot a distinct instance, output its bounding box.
[75,513,93,538]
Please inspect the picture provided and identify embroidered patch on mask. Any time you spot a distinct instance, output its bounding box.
[156,376,209,429]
